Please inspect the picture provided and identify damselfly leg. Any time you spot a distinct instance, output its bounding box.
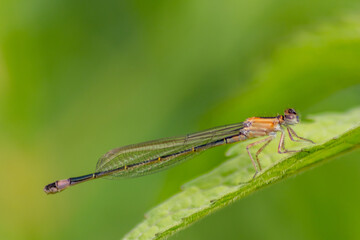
[287,126,315,144]
[246,136,274,178]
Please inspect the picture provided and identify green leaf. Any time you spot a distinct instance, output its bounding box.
[123,107,360,240]
[208,15,360,125]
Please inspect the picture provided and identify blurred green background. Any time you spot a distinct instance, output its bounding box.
[1,0,360,239]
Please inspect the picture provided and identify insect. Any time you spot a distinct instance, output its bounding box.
[44,108,314,194]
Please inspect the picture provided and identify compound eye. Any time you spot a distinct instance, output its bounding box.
[288,108,296,114]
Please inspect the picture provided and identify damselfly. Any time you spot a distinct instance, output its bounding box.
[44,108,314,194]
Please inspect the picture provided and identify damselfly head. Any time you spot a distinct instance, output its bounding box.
[284,108,299,125]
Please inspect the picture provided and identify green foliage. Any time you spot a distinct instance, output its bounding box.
[1,1,360,240]
[209,15,360,124]
[124,109,360,239]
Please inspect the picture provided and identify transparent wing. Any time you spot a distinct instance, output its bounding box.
[95,122,244,179]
